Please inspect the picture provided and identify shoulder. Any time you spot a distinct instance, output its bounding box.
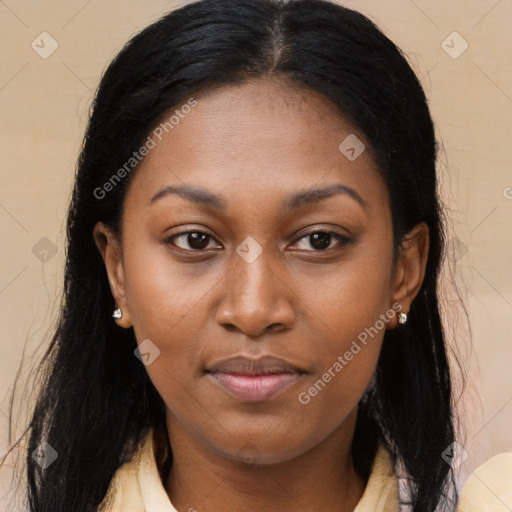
[457,451,512,511]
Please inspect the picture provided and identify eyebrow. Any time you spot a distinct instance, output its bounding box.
[149,183,367,210]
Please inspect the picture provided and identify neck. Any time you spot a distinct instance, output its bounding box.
[163,409,367,512]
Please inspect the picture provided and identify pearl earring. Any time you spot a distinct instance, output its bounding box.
[398,312,408,325]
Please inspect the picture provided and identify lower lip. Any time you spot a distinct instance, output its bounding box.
[208,372,302,401]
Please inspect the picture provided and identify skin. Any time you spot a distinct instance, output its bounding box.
[94,77,429,512]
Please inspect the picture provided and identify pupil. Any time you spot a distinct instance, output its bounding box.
[189,232,209,249]
[310,232,330,250]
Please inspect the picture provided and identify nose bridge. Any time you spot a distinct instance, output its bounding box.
[233,243,272,302]
[215,238,293,336]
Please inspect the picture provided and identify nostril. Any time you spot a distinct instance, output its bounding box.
[268,322,287,333]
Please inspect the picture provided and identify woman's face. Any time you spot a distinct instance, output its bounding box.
[95,77,427,464]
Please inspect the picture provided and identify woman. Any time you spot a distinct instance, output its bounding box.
[3,0,511,511]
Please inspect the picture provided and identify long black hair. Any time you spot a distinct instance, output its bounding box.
[2,0,465,510]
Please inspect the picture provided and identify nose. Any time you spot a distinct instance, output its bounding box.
[215,247,295,338]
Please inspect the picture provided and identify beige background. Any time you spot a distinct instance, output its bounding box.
[1,0,511,505]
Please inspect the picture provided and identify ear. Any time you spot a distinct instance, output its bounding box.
[93,221,132,329]
[387,222,429,329]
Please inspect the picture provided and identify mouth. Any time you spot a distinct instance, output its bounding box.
[205,355,306,402]
[208,372,303,401]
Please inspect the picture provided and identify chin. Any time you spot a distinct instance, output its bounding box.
[208,433,314,466]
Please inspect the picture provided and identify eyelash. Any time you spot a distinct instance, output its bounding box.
[164,229,352,253]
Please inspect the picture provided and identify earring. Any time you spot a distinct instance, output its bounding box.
[112,308,122,320]
[398,312,408,325]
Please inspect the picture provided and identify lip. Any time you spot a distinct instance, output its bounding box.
[206,355,305,375]
[208,372,303,401]
[205,355,306,402]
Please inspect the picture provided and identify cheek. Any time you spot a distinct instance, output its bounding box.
[291,300,386,454]
[298,332,383,411]
[299,242,393,345]
[297,267,388,408]
[122,238,221,339]
[121,243,215,393]
[292,241,392,417]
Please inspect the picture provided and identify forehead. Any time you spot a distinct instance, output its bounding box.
[124,77,388,213]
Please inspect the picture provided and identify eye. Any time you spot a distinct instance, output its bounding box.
[291,230,352,251]
[164,229,351,253]
[165,231,221,251]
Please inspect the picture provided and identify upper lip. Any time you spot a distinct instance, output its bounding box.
[206,355,305,376]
